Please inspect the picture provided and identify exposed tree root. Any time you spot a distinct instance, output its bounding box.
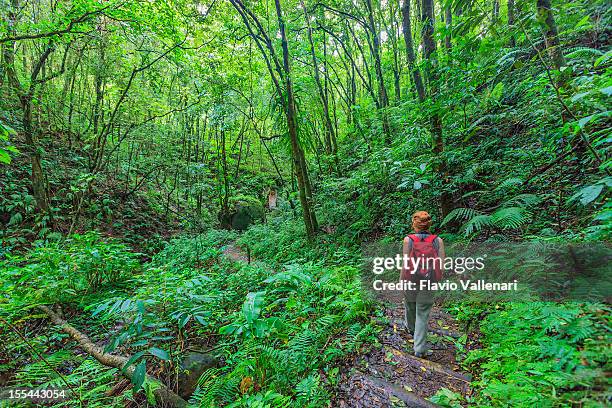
[38,305,187,407]
[358,373,442,408]
[405,354,472,383]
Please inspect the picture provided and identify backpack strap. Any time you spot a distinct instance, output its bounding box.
[423,234,437,243]
[407,234,421,242]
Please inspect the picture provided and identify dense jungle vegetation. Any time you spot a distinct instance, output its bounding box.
[0,0,610,406]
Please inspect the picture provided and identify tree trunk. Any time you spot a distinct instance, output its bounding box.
[364,0,391,142]
[387,1,402,103]
[401,0,426,101]
[536,0,565,69]
[221,127,230,228]
[2,0,50,213]
[444,7,452,51]
[421,0,453,217]
[508,0,516,46]
[301,0,335,155]
[22,95,50,212]
[274,0,317,239]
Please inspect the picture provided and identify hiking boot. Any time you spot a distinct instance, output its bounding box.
[415,350,433,359]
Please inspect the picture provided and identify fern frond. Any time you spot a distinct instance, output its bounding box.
[496,47,530,68]
[565,47,604,60]
[463,214,494,235]
[491,207,530,229]
[495,177,523,191]
[442,207,482,226]
[503,194,542,208]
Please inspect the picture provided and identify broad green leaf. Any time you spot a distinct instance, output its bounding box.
[132,360,146,391]
[123,351,146,372]
[242,291,265,324]
[0,149,11,164]
[571,184,604,205]
[148,347,170,360]
[600,86,612,97]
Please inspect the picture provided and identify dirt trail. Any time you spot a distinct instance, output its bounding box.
[222,243,473,407]
[334,304,473,407]
[223,243,250,263]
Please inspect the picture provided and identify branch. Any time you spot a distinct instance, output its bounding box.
[38,305,187,408]
[310,2,368,29]
[0,4,114,43]
[518,18,610,175]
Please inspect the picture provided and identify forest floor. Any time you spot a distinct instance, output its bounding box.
[222,242,476,407]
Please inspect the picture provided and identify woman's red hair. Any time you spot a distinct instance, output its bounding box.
[412,211,432,232]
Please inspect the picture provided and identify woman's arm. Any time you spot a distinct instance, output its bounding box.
[437,237,446,260]
[437,238,446,275]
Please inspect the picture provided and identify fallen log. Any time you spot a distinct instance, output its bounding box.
[357,373,442,408]
[38,305,187,408]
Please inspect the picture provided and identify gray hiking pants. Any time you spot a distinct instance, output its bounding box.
[403,280,433,355]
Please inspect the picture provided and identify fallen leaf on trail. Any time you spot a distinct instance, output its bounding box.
[403,385,413,392]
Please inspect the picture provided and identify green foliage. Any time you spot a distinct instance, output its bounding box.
[429,387,463,408]
[0,227,371,407]
[0,120,19,165]
[1,0,610,406]
[1,232,139,319]
[458,302,611,407]
[198,248,372,406]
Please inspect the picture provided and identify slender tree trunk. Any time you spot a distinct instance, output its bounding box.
[508,0,516,46]
[421,0,452,217]
[388,1,402,103]
[536,0,565,69]
[301,0,335,156]
[22,95,50,212]
[400,0,426,101]
[2,0,50,213]
[274,0,317,238]
[444,7,452,51]
[493,0,500,21]
[322,32,339,154]
[364,0,391,142]
[221,127,230,228]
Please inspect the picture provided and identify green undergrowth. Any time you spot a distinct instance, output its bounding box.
[452,302,611,407]
[1,226,375,407]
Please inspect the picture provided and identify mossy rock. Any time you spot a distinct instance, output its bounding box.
[178,352,218,398]
[224,195,264,230]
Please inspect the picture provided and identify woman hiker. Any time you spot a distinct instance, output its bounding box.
[400,211,445,358]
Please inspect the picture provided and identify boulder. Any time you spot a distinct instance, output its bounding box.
[177,351,219,398]
[229,195,265,230]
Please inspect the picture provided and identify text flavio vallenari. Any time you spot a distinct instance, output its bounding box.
[372,279,519,291]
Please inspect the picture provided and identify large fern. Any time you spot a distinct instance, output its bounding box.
[441,207,482,226]
[491,207,530,230]
[564,46,604,60]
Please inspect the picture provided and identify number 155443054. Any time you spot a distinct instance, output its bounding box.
[0,388,70,402]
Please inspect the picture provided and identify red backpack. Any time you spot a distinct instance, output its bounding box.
[407,234,442,281]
